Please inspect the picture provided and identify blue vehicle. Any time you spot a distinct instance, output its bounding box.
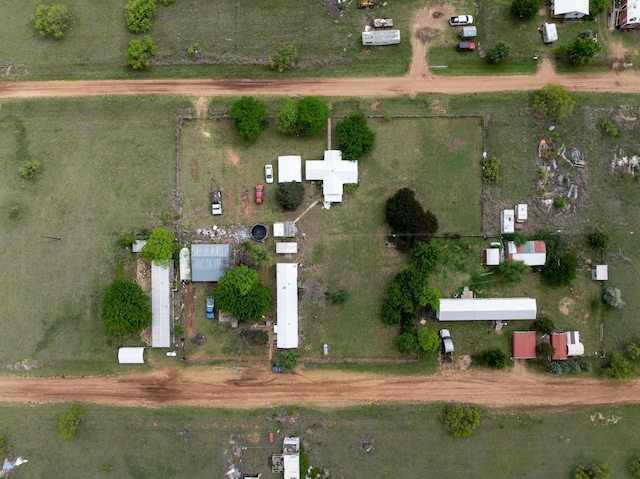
[206,296,215,319]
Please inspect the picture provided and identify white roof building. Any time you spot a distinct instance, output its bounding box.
[151,263,173,348]
[305,150,358,203]
[276,242,298,254]
[567,330,585,356]
[283,437,300,479]
[501,209,515,234]
[592,264,608,281]
[276,263,299,349]
[132,240,147,253]
[274,222,297,238]
[179,247,191,282]
[118,347,145,364]
[437,298,537,321]
[482,248,501,266]
[552,0,589,18]
[278,156,302,183]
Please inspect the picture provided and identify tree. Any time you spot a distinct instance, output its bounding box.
[627,341,640,361]
[630,455,640,478]
[536,342,556,358]
[603,286,624,309]
[31,4,70,39]
[533,317,555,335]
[297,97,329,137]
[240,242,272,268]
[215,264,273,322]
[275,182,304,211]
[101,280,152,336]
[268,44,299,73]
[604,351,635,380]
[532,84,576,122]
[588,230,611,250]
[276,98,299,135]
[58,405,84,439]
[19,160,42,179]
[140,227,174,266]
[543,253,578,286]
[574,462,612,479]
[480,156,501,183]
[589,0,609,16]
[398,332,419,354]
[511,0,541,19]
[386,188,439,248]
[253,329,269,345]
[480,348,508,369]
[497,260,528,283]
[486,42,511,63]
[564,36,602,66]
[125,0,157,34]
[229,96,268,142]
[125,35,157,70]
[336,113,376,162]
[277,350,298,372]
[412,241,444,274]
[417,327,439,352]
[440,404,481,437]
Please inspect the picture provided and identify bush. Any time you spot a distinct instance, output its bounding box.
[604,351,635,380]
[486,42,511,63]
[627,341,640,361]
[268,44,299,73]
[253,330,269,345]
[533,317,555,335]
[630,456,640,478]
[297,97,330,137]
[497,260,528,283]
[553,198,566,210]
[330,288,348,304]
[574,462,612,479]
[440,404,481,437]
[398,332,419,354]
[58,405,84,439]
[412,241,445,274]
[480,156,501,183]
[590,0,609,15]
[276,98,299,135]
[511,0,541,18]
[0,434,4,459]
[125,35,157,70]
[125,0,156,33]
[603,286,624,309]
[31,4,70,39]
[532,84,576,122]
[276,182,305,211]
[589,230,611,249]
[229,96,268,142]
[536,342,556,358]
[336,112,377,161]
[480,348,508,369]
[417,327,439,353]
[277,350,299,372]
[19,160,41,179]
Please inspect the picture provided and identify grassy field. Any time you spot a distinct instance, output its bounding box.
[0,96,189,375]
[4,402,640,478]
[0,0,422,81]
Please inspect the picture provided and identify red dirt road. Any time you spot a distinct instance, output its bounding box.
[0,367,638,410]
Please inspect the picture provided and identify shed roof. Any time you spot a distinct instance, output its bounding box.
[501,210,515,234]
[483,248,501,266]
[278,156,302,183]
[151,263,172,348]
[305,151,358,203]
[361,29,401,45]
[592,264,608,281]
[437,298,537,321]
[553,0,589,15]
[551,333,568,360]
[513,331,537,359]
[132,240,147,253]
[507,240,547,266]
[179,247,191,282]
[567,331,585,356]
[191,244,230,282]
[274,222,296,238]
[276,263,299,349]
[118,347,146,364]
[276,242,298,254]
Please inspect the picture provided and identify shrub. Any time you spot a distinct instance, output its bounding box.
[276,98,299,135]
[536,342,556,358]
[173,324,183,337]
[630,455,640,478]
[330,288,348,304]
[19,160,41,179]
[574,462,612,479]
[480,348,508,369]
[253,330,269,345]
[268,44,299,73]
[549,361,564,375]
[412,241,445,274]
[125,0,156,33]
[486,42,511,63]
[336,112,376,161]
[276,182,305,211]
[297,97,330,137]
[417,327,439,353]
[511,0,541,18]
[627,341,640,361]
[186,42,199,58]
[0,434,4,459]
[58,405,84,439]
[229,96,268,142]
[533,317,555,335]
[604,351,635,380]
[589,230,611,249]
[603,286,624,309]
[480,156,501,183]
[277,350,298,372]
[31,4,70,39]
[532,84,576,122]
[398,332,419,354]
[590,0,609,15]
[440,404,481,437]
[125,35,157,70]
[553,198,566,210]
[497,260,528,283]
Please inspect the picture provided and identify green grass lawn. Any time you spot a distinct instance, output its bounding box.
[0,96,189,375]
[4,402,640,478]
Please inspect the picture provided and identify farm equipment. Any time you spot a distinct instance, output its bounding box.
[373,18,393,28]
[359,0,383,8]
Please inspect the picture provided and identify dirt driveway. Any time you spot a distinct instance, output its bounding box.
[0,367,638,411]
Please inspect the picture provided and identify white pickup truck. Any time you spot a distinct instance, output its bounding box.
[211,190,222,216]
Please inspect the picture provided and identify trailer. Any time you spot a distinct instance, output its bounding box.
[362,29,401,46]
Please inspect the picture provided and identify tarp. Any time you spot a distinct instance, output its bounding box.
[118,347,145,364]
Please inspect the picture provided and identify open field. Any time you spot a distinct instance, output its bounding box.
[4,402,640,478]
[0,96,188,375]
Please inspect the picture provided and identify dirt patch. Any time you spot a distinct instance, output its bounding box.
[190,158,199,182]
[240,190,251,216]
[590,411,621,427]
[194,96,209,118]
[136,257,151,294]
[184,282,196,340]
[457,354,471,371]
[300,280,326,304]
[226,147,240,165]
[559,297,574,316]
[416,27,438,43]
[409,5,454,79]
[370,101,380,111]
[429,99,447,115]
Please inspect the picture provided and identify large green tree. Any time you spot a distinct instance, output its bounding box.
[385,188,439,248]
[125,35,157,70]
[543,253,578,286]
[417,327,439,352]
[230,96,268,142]
[276,181,305,211]
[336,112,376,161]
[497,260,528,283]
[564,36,602,65]
[140,227,174,266]
[297,97,330,137]
[398,332,419,354]
[31,4,70,39]
[412,240,444,274]
[215,264,273,322]
[589,0,609,16]
[511,0,541,18]
[125,0,157,33]
[486,42,511,63]
[276,98,299,135]
[532,84,576,122]
[101,280,152,336]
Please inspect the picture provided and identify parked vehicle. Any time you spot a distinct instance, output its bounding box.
[211,190,222,216]
[450,15,473,26]
[439,329,454,363]
[166,351,177,357]
[457,41,475,51]
[265,164,274,183]
[255,184,263,204]
[272,364,285,373]
[206,296,215,319]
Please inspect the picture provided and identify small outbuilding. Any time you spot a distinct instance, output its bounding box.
[191,244,230,282]
[118,347,146,364]
[513,331,537,359]
[179,247,191,283]
[551,332,568,360]
[552,0,589,19]
[567,330,585,357]
[277,155,302,183]
[507,240,547,266]
[542,23,558,43]
[361,29,401,46]
[501,209,515,234]
[592,264,608,281]
[460,26,477,39]
[276,242,298,254]
[273,222,297,238]
[482,248,501,266]
[132,240,147,253]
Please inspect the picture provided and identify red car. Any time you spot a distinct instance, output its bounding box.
[255,184,263,204]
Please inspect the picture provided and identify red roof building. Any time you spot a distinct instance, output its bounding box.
[550,333,568,360]
[513,331,536,359]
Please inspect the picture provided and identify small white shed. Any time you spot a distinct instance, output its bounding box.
[132,240,147,253]
[277,155,302,183]
[516,204,528,223]
[501,209,515,234]
[592,264,608,281]
[542,23,558,44]
[118,347,145,364]
[276,242,298,254]
[179,247,191,282]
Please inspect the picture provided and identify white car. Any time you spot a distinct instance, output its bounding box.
[265,164,274,184]
[166,351,177,357]
[450,15,473,26]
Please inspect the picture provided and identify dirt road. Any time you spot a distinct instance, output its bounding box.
[0,367,637,410]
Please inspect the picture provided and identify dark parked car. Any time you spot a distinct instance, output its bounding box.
[457,41,475,51]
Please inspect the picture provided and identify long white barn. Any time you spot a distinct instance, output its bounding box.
[437,298,537,321]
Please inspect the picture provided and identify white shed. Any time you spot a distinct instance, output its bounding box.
[501,209,515,234]
[516,204,528,223]
[273,222,296,238]
[132,240,147,253]
[276,242,298,254]
[118,347,146,364]
[277,155,302,183]
[482,248,501,266]
[276,263,299,349]
[592,264,608,281]
[567,330,585,356]
[542,23,558,44]
[437,298,537,321]
[179,247,191,282]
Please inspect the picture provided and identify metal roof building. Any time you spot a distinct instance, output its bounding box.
[278,155,302,183]
[151,263,173,348]
[551,332,568,360]
[283,437,300,479]
[191,244,230,282]
[513,331,537,359]
[361,29,401,46]
[507,240,547,266]
[118,347,146,364]
[276,263,298,349]
[305,150,358,203]
[437,298,537,321]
